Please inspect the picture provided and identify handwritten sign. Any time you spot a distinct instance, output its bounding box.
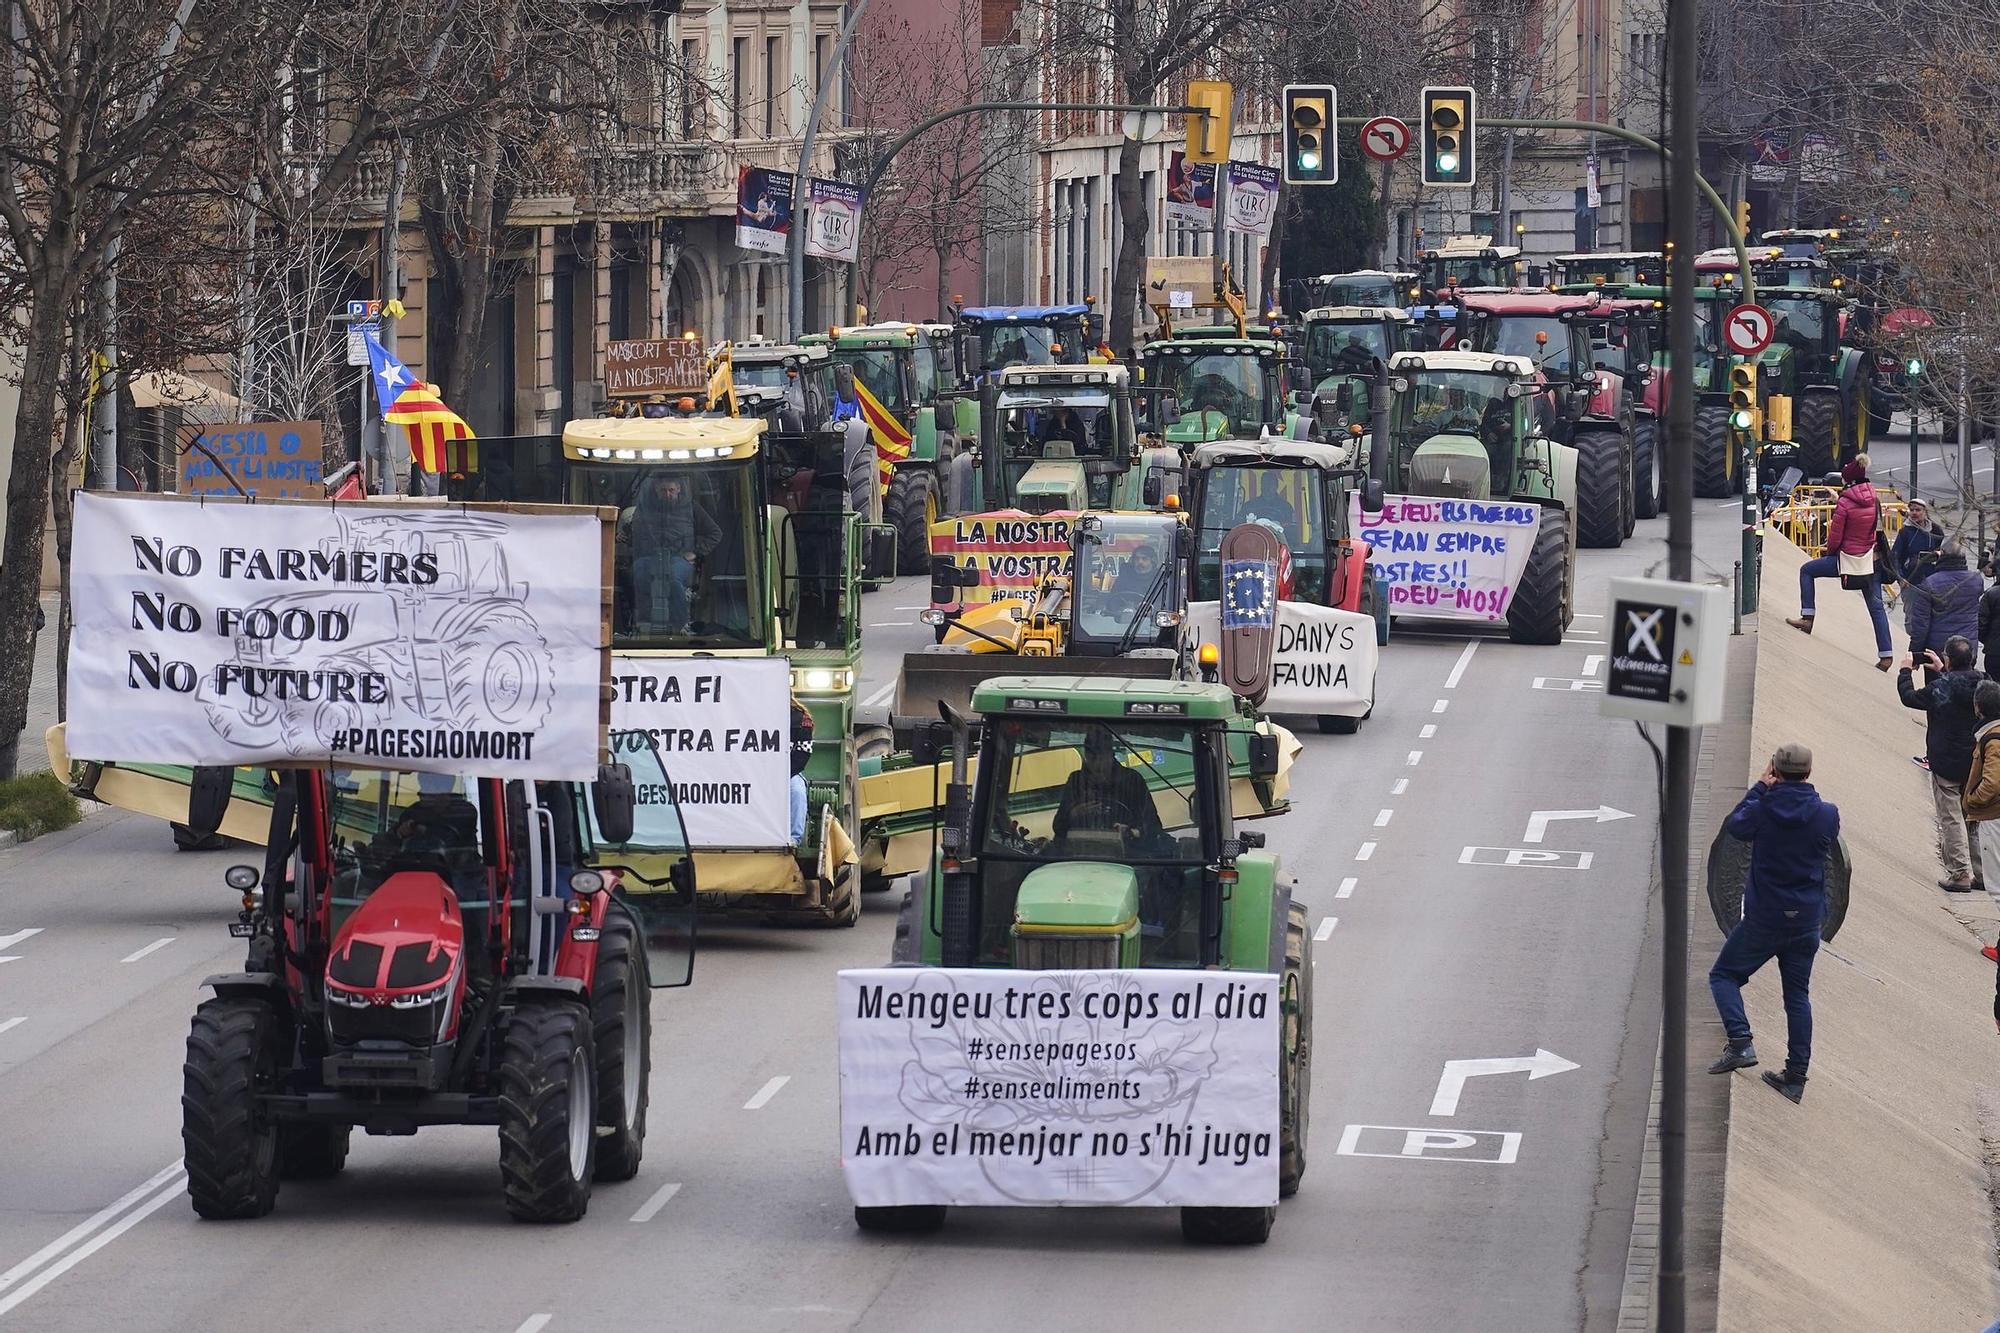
[1352,494,1541,621]
[839,967,1280,1208]
[929,511,1075,606]
[1188,599,1375,718]
[606,339,707,398]
[178,422,324,499]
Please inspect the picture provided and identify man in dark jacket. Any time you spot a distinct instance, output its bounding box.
[625,473,722,632]
[1899,636,1985,891]
[1977,570,2000,680]
[1891,497,1944,584]
[1707,742,1839,1103]
[1908,537,1983,668]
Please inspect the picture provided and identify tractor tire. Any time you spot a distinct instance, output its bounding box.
[1693,406,1733,498]
[1317,714,1360,735]
[589,910,651,1183]
[1359,564,1389,646]
[1181,1204,1276,1245]
[172,822,228,852]
[890,887,920,965]
[1573,431,1627,549]
[1280,899,1312,1198]
[442,610,553,731]
[1622,431,1638,537]
[182,995,283,1219]
[855,1204,947,1233]
[1631,419,1661,519]
[277,1124,350,1180]
[1796,395,1840,480]
[1869,400,1894,439]
[497,1002,597,1223]
[885,469,938,575]
[1506,509,1572,646]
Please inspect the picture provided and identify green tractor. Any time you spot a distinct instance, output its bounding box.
[1298,305,1415,406]
[1138,329,1295,447]
[874,674,1311,1245]
[1760,287,1870,476]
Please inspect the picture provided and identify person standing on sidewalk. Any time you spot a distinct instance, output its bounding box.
[1978,565,2000,679]
[1961,682,2000,959]
[1898,637,1985,893]
[1788,456,1893,671]
[1890,496,1945,584]
[1907,538,1983,678]
[1707,742,1839,1104]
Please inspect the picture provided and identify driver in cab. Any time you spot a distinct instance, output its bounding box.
[1108,540,1165,601]
[1052,728,1162,844]
[1036,404,1089,452]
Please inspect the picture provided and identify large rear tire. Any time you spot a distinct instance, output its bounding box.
[885,469,938,575]
[590,911,651,1183]
[1573,430,1627,549]
[1280,900,1312,1198]
[1506,509,1572,646]
[277,1124,349,1180]
[1181,1205,1275,1245]
[182,996,283,1219]
[1797,394,1840,480]
[1631,419,1660,519]
[855,1204,947,1233]
[498,1003,597,1223]
[1693,405,1733,498]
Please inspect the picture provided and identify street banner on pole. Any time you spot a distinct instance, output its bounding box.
[1165,151,1215,229]
[178,422,325,499]
[736,166,794,256]
[804,178,865,263]
[1352,493,1541,622]
[609,656,791,849]
[838,967,1280,1208]
[1225,161,1281,236]
[66,492,608,779]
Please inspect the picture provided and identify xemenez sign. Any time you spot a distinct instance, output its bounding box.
[1607,599,1676,703]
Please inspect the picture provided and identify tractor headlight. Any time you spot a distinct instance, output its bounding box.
[790,667,854,696]
[388,982,449,1010]
[919,609,946,627]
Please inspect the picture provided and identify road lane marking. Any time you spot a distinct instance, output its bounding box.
[1407,751,1423,766]
[1432,698,1449,713]
[1374,809,1394,827]
[1563,636,1606,645]
[1444,641,1479,689]
[629,1181,683,1223]
[0,1018,23,1038]
[860,682,896,708]
[1391,778,1408,795]
[1459,846,1595,870]
[1582,654,1603,677]
[1419,724,1437,739]
[1573,612,1603,619]
[120,938,176,964]
[0,1160,186,1314]
[513,1317,554,1333]
[1532,677,1604,692]
[0,928,44,962]
[1314,918,1338,942]
[866,622,908,628]
[1355,843,1376,861]
[1336,877,1357,899]
[894,605,928,611]
[1335,1124,1522,1164]
[744,1075,791,1110]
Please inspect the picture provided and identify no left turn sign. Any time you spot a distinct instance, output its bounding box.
[1361,117,1411,162]
[1723,303,1774,356]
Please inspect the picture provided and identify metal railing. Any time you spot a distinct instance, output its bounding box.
[1767,486,1909,551]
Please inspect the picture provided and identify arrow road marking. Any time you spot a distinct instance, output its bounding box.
[743,1075,790,1110]
[1429,1049,1580,1116]
[0,928,44,962]
[1523,806,1633,844]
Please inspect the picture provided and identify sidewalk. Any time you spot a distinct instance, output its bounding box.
[1717,536,2000,1329]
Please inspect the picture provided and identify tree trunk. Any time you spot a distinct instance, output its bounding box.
[1107,133,1147,356]
[0,315,72,779]
[50,394,88,725]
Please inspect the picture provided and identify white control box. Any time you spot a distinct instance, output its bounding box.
[1597,578,1729,727]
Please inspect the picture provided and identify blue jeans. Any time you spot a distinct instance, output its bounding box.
[1709,918,1821,1071]
[1799,554,1891,655]
[633,553,693,627]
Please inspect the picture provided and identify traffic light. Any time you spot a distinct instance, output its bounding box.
[1734,198,1751,237]
[1906,355,1925,378]
[1421,86,1475,187]
[1729,361,1759,435]
[1283,84,1337,185]
[1185,79,1233,165]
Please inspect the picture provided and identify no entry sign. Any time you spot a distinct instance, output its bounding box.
[1360,117,1411,162]
[1723,304,1774,356]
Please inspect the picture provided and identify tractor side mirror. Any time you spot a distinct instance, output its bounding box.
[1249,731,1281,779]
[592,762,636,845]
[1142,468,1164,506]
[1335,381,1354,413]
[611,875,698,989]
[668,855,697,904]
[1361,478,1386,513]
[833,363,856,398]
[186,766,234,840]
[929,559,978,605]
[1286,364,1310,395]
[862,524,897,587]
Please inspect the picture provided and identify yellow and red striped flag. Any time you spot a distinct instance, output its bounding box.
[364,329,477,474]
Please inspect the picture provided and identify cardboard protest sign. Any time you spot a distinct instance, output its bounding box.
[1352,494,1541,621]
[928,511,1076,605]
[66,493,609,779]
[839,968,1280,1208]
[1187,599,1376,719]
[610,656,791,848]
[178,422,325,499]
[606,340,707,398]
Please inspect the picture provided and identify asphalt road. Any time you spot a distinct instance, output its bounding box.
[0,501,1743,1332]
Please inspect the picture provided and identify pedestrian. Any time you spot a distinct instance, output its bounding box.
[1962,681,2000,956]
[1898,636,1984,893]
[1707,742,1839,1104]
[1890,496,1945,585]
[1906,537,1983,676]
[788,695,814,845]
[1979,555,2000,680]
[1788,455,1893,671]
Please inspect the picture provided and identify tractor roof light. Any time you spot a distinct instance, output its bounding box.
[1198,642,1220,667]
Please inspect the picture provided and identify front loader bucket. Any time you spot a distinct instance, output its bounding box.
[891,650,1174,747]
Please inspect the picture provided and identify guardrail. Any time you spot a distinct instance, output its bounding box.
[1767,485,1908,553]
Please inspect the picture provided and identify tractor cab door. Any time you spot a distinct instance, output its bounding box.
[580,740,698,988]
[776,508,859,654]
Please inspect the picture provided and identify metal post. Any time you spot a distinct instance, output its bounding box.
[1741,430,1759,613]
[1732,561,1743,635]
[787,0,872,339]
[1960,359,1972,522]
[1909,392,1920,500]
[91,249,119,490]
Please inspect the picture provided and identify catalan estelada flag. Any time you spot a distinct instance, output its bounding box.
[852,380,910,491]
[365,329,476,475]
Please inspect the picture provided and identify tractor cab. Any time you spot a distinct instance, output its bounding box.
[1292,269,1420,312]
[1383,352,1548,500]
[1139,336,1287,444]
[1550,251,1665,287]
[983,363,1141,514]
[1419,236,1525,300]
[719,339,838,429]
[953,304,1094,381]
[1300,306,1412,399]
[1185,438,1377,609]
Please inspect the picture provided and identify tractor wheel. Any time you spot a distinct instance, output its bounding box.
[1572,431,1626,549]
[1181,1205,1276,1245]
[1280,899,1312,1198]
[1622,431,1637,537]
[172,822,228,852]
[855,1204,947,1233]
[1693,406,1733,498]
[589,910,651,1183]
[277,1124,350,1180]
[890,887,920,965]
[1506,509,1572,646]
[182,995,283,1219]
[442,611,554,730]
[1796,395,1840,480]
[825,862,862,928]
[1359,563,1389,646]
[885,470,938,575]
[498,1002,597,1223]
[1631,419,1661,519]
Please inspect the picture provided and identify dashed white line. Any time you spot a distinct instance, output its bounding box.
[1444,641,1479,689]
[1564,636,1606,646]
[0,1018,23,1038]
[1391,778,1409,796]
[1373,809,1394,827]
[893,605,928,611]
[1573,612,1604,619]
[1314,917,1338,942]
[1419,724,1437,739]
[1336,877,1358,899]
[512,1317,553,1333]
[1355,843,1376,862]
[629,1181,683,1223]
[0,1161,186,1317]
[0,928,44,962]
[120,938,176,964]
[1432,698,1449,714]
[743,1075,791,1110]
[860,681,896,708]
[1407,751,1423,766]
[1582,654,1604,677]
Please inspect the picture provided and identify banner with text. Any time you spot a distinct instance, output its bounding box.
[1188,599,1376,718]
[610,655,790,848]
[928,511,1075,605]
[804,177,865,263]
[736,166,794,256]
[1224,161,1281,237]
[839,967,1280,1208]
[1353,494,1541,621]
[178,422,325,499]
[1164,151,1215,229]
[66,493,606,778]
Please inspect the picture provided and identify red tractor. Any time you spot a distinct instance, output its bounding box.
[175,747,697,1222]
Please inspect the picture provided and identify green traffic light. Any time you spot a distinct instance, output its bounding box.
[1730,409,1754,430]
[1906,357,1924,376]
[1298,148,1321,171]
[1437,151,1459,174]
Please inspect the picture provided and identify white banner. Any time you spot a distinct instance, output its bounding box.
[610,655,790,849]
[1224,161,1281,237]
[66,493,606,779]
[1187,599,1376,718]
[803,177,864,263]
[839,967,1279,1208]
[1352,494,1541,622]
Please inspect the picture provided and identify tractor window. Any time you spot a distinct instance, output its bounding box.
[1766,299,1827,351]
[574,459,767,649]
[1395,372,1519,485]
[838,348,908,412]
[1431,257,1514,289]
[1306,322,1390,382]
[327,770,487,924]
[732,360,792,391]
[1479,316,1574,374]
[911,341,942,402]
[1147,351,1268,434]
[1193,465,1328,601]
[782,509,852,650]
[1326,275,1400,307]
[1070,517,1177,651]
[974,324,1058,374]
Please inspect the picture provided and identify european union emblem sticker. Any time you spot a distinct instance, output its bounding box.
[1221,559,1277,630]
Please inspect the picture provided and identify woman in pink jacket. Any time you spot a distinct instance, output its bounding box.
[1788,454,1893,669]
